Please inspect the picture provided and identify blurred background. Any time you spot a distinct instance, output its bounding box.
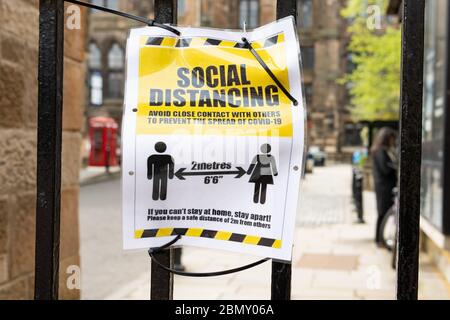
[0,0,449,299]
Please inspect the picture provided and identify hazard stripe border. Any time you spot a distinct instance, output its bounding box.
[134,228,282,249]
[142,32,285,50]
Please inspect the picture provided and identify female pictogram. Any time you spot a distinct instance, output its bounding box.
[247,144,278,204]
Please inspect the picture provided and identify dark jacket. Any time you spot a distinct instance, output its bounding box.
[372,148,397,216]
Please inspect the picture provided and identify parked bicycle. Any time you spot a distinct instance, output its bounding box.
[379,188,398,269]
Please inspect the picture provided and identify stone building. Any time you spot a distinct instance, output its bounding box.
[0,1,87,299]
[299,0,356,161]
[86,1,147,126]
[86,0,356,161]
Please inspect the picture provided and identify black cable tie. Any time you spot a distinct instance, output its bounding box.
[147,236,270,277]
[242,37,298,106]
[65,0,180,36]
[148,234,182,255]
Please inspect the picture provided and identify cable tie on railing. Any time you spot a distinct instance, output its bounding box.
[241,37,298,106]
[148,234,182,255]
[147,235,270,277]
[65,0,180,36]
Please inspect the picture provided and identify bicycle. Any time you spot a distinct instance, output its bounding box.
[379,188,398,269]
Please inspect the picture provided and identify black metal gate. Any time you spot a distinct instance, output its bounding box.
[35,0,425,300]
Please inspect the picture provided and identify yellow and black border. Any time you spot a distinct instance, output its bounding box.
[142,32,285,50]
[135,228,281,249]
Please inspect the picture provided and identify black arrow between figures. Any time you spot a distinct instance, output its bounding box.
[175,166,246,180]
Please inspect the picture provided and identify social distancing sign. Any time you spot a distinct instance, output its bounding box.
[122,17,304,261]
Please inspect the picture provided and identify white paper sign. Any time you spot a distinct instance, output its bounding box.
[122,16,304,261]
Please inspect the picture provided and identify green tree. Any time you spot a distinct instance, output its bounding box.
[340,0,401,121]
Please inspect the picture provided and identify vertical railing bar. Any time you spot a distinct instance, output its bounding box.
[444,1,450,237]
[396,0,425,300]
[271,0,296,301]
[154,0,178,25]
[34,0,64,300]
[276,0,297,24]
[150,0,178,301]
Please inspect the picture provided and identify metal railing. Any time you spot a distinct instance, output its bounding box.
[35,0,424,300]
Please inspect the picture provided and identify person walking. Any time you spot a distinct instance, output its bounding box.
[371,127,398,247]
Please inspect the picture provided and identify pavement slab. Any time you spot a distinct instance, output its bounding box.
[79,164,450,300]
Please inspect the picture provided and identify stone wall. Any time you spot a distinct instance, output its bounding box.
[0,0,86,299]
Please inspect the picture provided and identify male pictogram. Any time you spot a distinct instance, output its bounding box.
[147,142,174,201]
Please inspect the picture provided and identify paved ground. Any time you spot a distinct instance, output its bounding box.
[79,164,450,300]
[79,166,121,186]
[79,177,149,300]
[297,165,350,227]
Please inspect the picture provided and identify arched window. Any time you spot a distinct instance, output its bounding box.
[298,0,313,29]
[107,43,124,99]
[301,46,315,70]
[89,42,101,69]
[89,42,102,105]
[90,0,119,12]
[239,0,259,29]
[108,43,124,69]
[90,72,103,106]
[106,0,119,10]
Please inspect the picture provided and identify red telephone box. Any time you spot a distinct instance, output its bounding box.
[88,117,119,167]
